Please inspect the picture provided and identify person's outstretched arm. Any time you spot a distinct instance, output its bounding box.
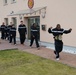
[48,27,52,33]
[63,28,72,34]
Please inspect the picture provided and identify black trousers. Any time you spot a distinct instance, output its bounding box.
[5,32,8,39]
[30,36,39,48]
[10,36,16,44]
[8,32,11,40]
[20,34,26,44]
[55,40,63,58]
[1,32,5,39]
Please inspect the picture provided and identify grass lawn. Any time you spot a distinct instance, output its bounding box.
[0,50,76,75]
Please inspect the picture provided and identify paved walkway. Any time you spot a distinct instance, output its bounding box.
[0,39,76,68]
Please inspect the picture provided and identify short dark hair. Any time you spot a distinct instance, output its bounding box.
[20,21,23,22]
[57,24,60,26]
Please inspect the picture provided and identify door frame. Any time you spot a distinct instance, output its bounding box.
[27,16,40,40]
[11,17,17,28]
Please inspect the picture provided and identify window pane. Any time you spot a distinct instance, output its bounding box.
[5,0,7,3]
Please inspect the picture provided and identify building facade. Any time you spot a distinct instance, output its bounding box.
[0,0,76,48]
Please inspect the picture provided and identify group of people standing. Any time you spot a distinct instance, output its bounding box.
[18,21,40,50]
[0,21,72,60]
[0,21,40,49]
[0,22,16,44]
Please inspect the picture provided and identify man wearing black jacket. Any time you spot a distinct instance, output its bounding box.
[18,21,27,45]
[5,25,8,40]
[30,23,40,50]
[48,24,72,60]
[8,22,13,42]
[1,22,6,39]
[10,25,16,45]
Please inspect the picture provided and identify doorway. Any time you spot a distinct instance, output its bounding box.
[28,17,40,40]
[12,17,17,28]
[4,18,8,25]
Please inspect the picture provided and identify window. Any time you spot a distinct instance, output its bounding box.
[4,0,8,5]
[11,0,16,4]
[5,0,7,3]
[12,0,15,2]
[4,18,8,25]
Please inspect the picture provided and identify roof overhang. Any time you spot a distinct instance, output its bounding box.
[8,6,47,16]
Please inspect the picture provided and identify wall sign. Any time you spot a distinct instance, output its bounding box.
[28,0,34,9]
[41,25,46,31]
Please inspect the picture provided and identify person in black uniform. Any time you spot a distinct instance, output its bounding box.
[1,22,6,39]
[5,25,8,40]
[10,25,16,45]
[30,23,40,50]
[0,26,1,43]
[18,21,27,45]
[0,26,1,31]
[48,24,72,60]
[8,22,13,42]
